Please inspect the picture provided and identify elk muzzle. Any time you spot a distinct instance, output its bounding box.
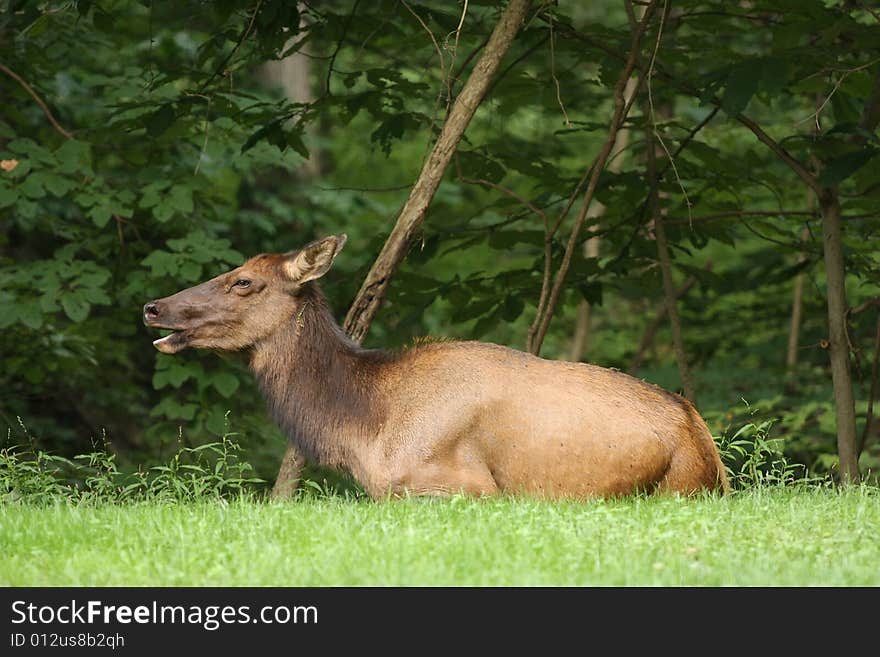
[143,298,191,354]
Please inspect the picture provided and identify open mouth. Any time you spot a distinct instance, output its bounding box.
[145,323,189,354]
[153,330,178,348]
[152,330,189,354]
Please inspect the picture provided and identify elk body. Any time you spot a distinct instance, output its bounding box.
[144,235,729,499]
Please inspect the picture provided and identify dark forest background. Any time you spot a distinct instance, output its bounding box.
[1,0,879,488]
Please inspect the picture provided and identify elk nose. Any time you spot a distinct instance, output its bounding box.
[143,301,161,323]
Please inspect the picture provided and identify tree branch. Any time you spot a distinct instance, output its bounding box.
[552,23,823,195]
[0,63,73,139]
[657,105,720,179]
[324,0,361,96]
[199,0,264,92]
[458,177,546,220]
[848,298,880,317]
[343,0,533,344]
[527,0,659,355]
[664,209,817,225]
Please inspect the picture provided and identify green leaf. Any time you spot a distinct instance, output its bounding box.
[206,409,230,436]
[42,174,76,197]
[457,150,507,184]
[74,191,98,207]
[0,185,18,208]
[213,372,240,398]
[818,149,877,187]
[144,104,176,137]
[18,303,43,329]
[93,9,115,32]
[721,63,760,116]
[142,250,178,276]
[153,361,193,389]
[370,113,420,156]
[168,186,194,214]
[241,121,284,153]
[578,282,603,306]
[500,295,524,322]
[150,398,197,420]
[61,295,90,322]
[19,174,46,199]
[0,298,16,328]
[139,180,171,208]
[286,131,310,159]
[452,295,497,322]
[89,205,113,227]
[756,57,790,96]
[153,201,175,222]
[8,138,54,163]
[55,140,92,174]
[179,261,201,281]
[488,230,544,249]
[471,306,502,339]
[79,286,110,305]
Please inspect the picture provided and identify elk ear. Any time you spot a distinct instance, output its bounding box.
[282,234,347,284]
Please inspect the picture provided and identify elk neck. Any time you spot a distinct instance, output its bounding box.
[248,283,389,471]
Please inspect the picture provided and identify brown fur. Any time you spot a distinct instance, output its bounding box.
[144,235,730,500]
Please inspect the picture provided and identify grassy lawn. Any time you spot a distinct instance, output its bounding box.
[1,487,877,586]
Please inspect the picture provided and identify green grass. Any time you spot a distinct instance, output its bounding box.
[2,487,878,586]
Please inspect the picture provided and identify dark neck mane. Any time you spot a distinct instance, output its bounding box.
[249,283,387,469]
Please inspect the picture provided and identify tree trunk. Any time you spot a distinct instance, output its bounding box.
[343,0,532,344]
[628,272,701,375]
[859,313,880,457]
[820,190,859,484]
[785,225,811,376]
[649,181,696,403]
[786,267,805,369]
[260,8,322,178]
[569,76,638,363]
[569,234,601,361]
[644,97,696,404]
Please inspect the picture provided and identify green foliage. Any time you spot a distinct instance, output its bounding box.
[717,416,810,489]
[1,0,879,484]
[1,417,263,505]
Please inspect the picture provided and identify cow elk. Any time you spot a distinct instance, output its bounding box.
[143,234,730,500]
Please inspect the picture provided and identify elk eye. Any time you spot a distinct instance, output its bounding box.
[233,279,251,288]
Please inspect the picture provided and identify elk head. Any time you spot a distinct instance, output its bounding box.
[143,234,347,354]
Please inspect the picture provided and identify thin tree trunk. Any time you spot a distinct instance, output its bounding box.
[859,313,880,457]
[569,76,638,363]
[786,270,805,367]
[646,123,696,403]
[527,1,658,355]
[628,272,701,375]
[815,71,880,483]
[820,190,859,484]
[568,234,600,361]
[789,99,823,378]
[260,7,322,177]
[786,226,810,373]
[343,0,532,344]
